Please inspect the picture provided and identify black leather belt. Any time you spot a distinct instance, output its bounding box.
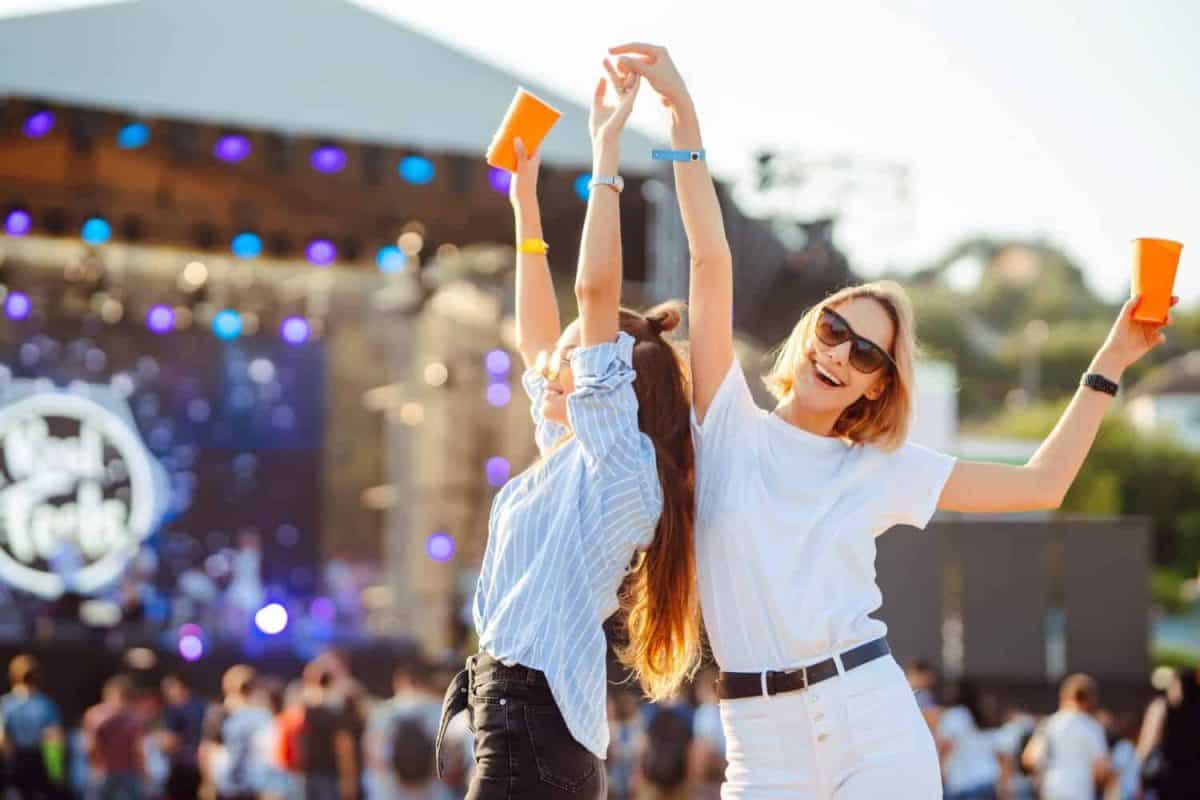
[716,638,891,701]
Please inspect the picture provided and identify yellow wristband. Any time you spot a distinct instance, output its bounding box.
[518,238,549,255]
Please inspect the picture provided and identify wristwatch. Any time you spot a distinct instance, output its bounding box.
[589,175,624,193]
[1081,373,1119,397]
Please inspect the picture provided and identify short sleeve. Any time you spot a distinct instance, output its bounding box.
[876,442,957,532]
[690,357,759,449]
[521,368,568,455]
[690,358,760,514]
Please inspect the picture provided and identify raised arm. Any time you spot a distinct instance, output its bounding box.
[510,137,561,370]
[939,295,1176,513]
[575,65,641,347]
[611,43,733,422]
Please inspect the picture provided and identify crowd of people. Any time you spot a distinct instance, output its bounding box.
[0,650,1196,800]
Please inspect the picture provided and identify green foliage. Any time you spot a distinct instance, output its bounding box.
[1153,643,1200,670]
[1151,567,1191,615]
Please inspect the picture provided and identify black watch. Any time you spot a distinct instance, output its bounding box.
[1081,373,1119,397]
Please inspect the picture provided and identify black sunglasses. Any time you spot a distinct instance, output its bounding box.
[815,307,896,375]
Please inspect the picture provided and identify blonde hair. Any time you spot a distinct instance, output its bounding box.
[763,281,917,452]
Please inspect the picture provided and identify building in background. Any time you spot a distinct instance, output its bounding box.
[1125,351,1200,451]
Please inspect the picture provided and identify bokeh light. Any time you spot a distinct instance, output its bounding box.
[4,292,32,321]
[574,173,592,201]
[305,239,336,266]
[485,456,511,488]
[488,167,512,194]
[254,603,289,635]
[426,532,455,562]
[178,634,204,661]
[5,209,32,236]
[485,349,511,378]
[212,309,243,340]
[376,245,407,274]
[231,232,262,259]
[486,382,512,407]
[23,110,55,138]
[214,134,252,163]
[311,145,347,174]
[280,316,310,345]
[117,122,150,149]
[310,597,336,623]
[81,217,111,244]
[399,155,435,184]
[146,305,175,334]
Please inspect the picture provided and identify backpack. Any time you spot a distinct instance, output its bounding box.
[390,716,435,786]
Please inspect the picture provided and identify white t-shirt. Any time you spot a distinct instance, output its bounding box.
[937,706,1001,791]
[1036,710,1107,800]
[691,359,957,671]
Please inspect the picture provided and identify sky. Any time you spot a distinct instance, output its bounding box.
[3,0,1198,304]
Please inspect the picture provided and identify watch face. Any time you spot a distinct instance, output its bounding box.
[614,176,625,192]
[690,152,700,161]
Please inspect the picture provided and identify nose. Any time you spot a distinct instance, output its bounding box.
[828,339,852,365]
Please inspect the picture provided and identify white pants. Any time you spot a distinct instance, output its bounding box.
[720,654,943,799]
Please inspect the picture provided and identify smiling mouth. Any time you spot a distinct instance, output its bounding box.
[810,356,845,388]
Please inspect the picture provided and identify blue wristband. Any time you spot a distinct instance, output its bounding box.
[652,148,706,163]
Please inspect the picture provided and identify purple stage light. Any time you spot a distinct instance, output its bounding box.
[305,239,336,266]
[310,145,347,174]
[280,317,310,345]
[310,597,336,623]
[486,382,512,408]
[488,167,512,194]
[485,349,511,378]
[214,134,252,163]
[4,292,31,321]
[4,209,32,236]
[426,532,455,562]
[23,110,55,138]
[179,634,204,661]
[146,305,174,334]
[485,456,511,488]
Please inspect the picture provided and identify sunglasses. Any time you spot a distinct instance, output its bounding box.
[814,307,896,375]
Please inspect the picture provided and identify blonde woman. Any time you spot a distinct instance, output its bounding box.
[612,42,1175,799]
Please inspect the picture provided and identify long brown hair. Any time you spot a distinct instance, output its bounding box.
[613,301,700,701]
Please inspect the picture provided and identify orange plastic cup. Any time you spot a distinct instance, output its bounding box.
[1131,238,1184,324]
[486,88,561,173]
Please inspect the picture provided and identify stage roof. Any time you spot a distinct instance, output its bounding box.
[0,0,657,169]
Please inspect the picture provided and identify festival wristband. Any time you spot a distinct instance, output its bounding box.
[518,238,549,255]
[652,148,706,163]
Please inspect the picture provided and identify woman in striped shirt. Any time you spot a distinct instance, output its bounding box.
[438,66,699,800]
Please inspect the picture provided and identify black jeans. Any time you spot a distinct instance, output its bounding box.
[459,653,606,800]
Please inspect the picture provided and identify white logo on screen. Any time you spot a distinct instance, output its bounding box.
[0,393,158,598]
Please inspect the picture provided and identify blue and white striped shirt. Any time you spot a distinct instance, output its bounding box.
[473,332,663,759]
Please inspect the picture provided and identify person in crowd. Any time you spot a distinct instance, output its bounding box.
[0,655,66,799]
[1137,667,1200,798]
[634,707,692,800]
[688,667,726,800]
[297,661,358,800]
[610,37,1174,800]
[992,706,1038,800]
[607,688,644,800]
[936,680,1001,800]
[440,59,700,800]
[1023,674,1111,800]
[1096,709,1139,800]
[201,664,273,800]
[365,656,442,800]
[906,659,940,713]
[160,673,207,800]
[82,675,145,800]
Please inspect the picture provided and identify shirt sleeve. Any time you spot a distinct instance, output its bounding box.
[876,441,957,533]
[566,333,644,474]
[690,358,760,514]
[521,368,569,455]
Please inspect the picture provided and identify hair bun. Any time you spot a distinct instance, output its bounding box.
[645,302,684,336]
